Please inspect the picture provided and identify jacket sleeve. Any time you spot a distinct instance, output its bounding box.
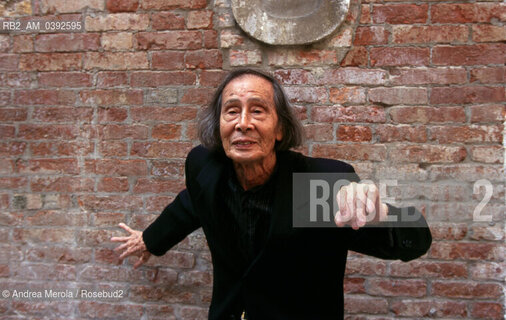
[142,188,200,256]
[142,150,202,256]
[347,204,432,262]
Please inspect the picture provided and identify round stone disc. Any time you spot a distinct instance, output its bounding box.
[231,0,350,45]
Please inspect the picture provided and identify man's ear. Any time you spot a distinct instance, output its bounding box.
[275,124,283,142]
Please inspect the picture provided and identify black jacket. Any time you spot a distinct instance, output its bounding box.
[143,145,432,320]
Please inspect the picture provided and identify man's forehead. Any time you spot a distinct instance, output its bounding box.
[223,75,273,92]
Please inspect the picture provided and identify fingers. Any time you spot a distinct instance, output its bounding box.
[118,222,134,234]
[133,252,151,269]
[335,182,386,229]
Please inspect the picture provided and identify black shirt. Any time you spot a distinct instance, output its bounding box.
[223,164,278,264]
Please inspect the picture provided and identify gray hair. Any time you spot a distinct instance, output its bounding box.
[198,68,305,151]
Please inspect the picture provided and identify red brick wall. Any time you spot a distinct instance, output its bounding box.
[0,0,504,319]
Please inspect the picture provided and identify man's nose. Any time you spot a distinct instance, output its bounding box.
[236,110,253,131]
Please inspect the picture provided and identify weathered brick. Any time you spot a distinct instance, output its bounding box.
[78,301,144,319]
[98,107,128,122]
[40,0,103,13]
[13,34,34,53]
[354,26,389,45]
[390,261,467,279]
[146,88,178,104]
[391,300,467,318]
[106,0,139,12]
[151,12,185,30]
[97,71,129,87]
[152,124,182,140]
[133,178,184,194]
[344,296,388,314]
[390,145,467,163]
[470,146,504,164]
[200,70,226,87]
[429,125,503,143]
[390,106,466,124]
[470,262,505,281]
[470,67,505,84]
[432,281,503,299]
[131,141,192,158]
[0,142,27,157]
[187,10,213,29]
[13,227,75,244]
[30,176,95,193]
[433,44,506,66]
[85,159,147,176]
[97,124,148,140]
[470,105,505,123]
[131,71,195,87]
[376,124,427,142]
[340,46,368,67]
[389,67,467,85]
[369,87,427,105]
[130,106,197,122]
[393,25,468,44]
[220,30,245,48]
[368,279,427,297]
[80,89,143,105]
[38,72,92,87]
[151,51,185,70]
[0,125,15,138]
[84,52,148,70]
[0,72,33,88]
[371,47,429,66]
[19,53,82,71]
[0,108,28,121]
[430,242,502,261]
[313,144,386,161]
[268,49,338,66]
[330,87,366,104]
[141,0,207,10]
[470,225,504,241]
[98,141,128,157]
[78,195,143,211]
[180,87,214,104]
[431,86,504,104]
[0,35,9,52]
[472,24,506,42]
[229,50,262,67]
[312,105,386,123]
[431,3,505,23]
[304,124,334,142]
[337,125,372,142]
[186,50,222,69]
[32,107,93,122]
[101,32,133,50]
[35,33,100,52]
[14,89,76,105]
[85,13,149,31]
[471,302,504,320]
[136,31,202,50]
[203,30,218,49]
[284,87,328,104]
[372,4,428,24]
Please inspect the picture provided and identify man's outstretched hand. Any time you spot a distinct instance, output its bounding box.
[110,223,151,269]
[335,182,388,230]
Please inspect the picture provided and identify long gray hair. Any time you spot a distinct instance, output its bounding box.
[198,68,304,151]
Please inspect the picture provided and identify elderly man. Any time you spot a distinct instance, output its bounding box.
[111,68,432,320]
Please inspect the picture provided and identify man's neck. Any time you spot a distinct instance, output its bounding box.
[233,153,276,191]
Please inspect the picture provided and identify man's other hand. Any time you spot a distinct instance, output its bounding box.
[335,182,388,230]
[110,223,152,269]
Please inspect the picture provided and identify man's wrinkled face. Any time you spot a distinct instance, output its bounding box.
[220,75,283,165]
